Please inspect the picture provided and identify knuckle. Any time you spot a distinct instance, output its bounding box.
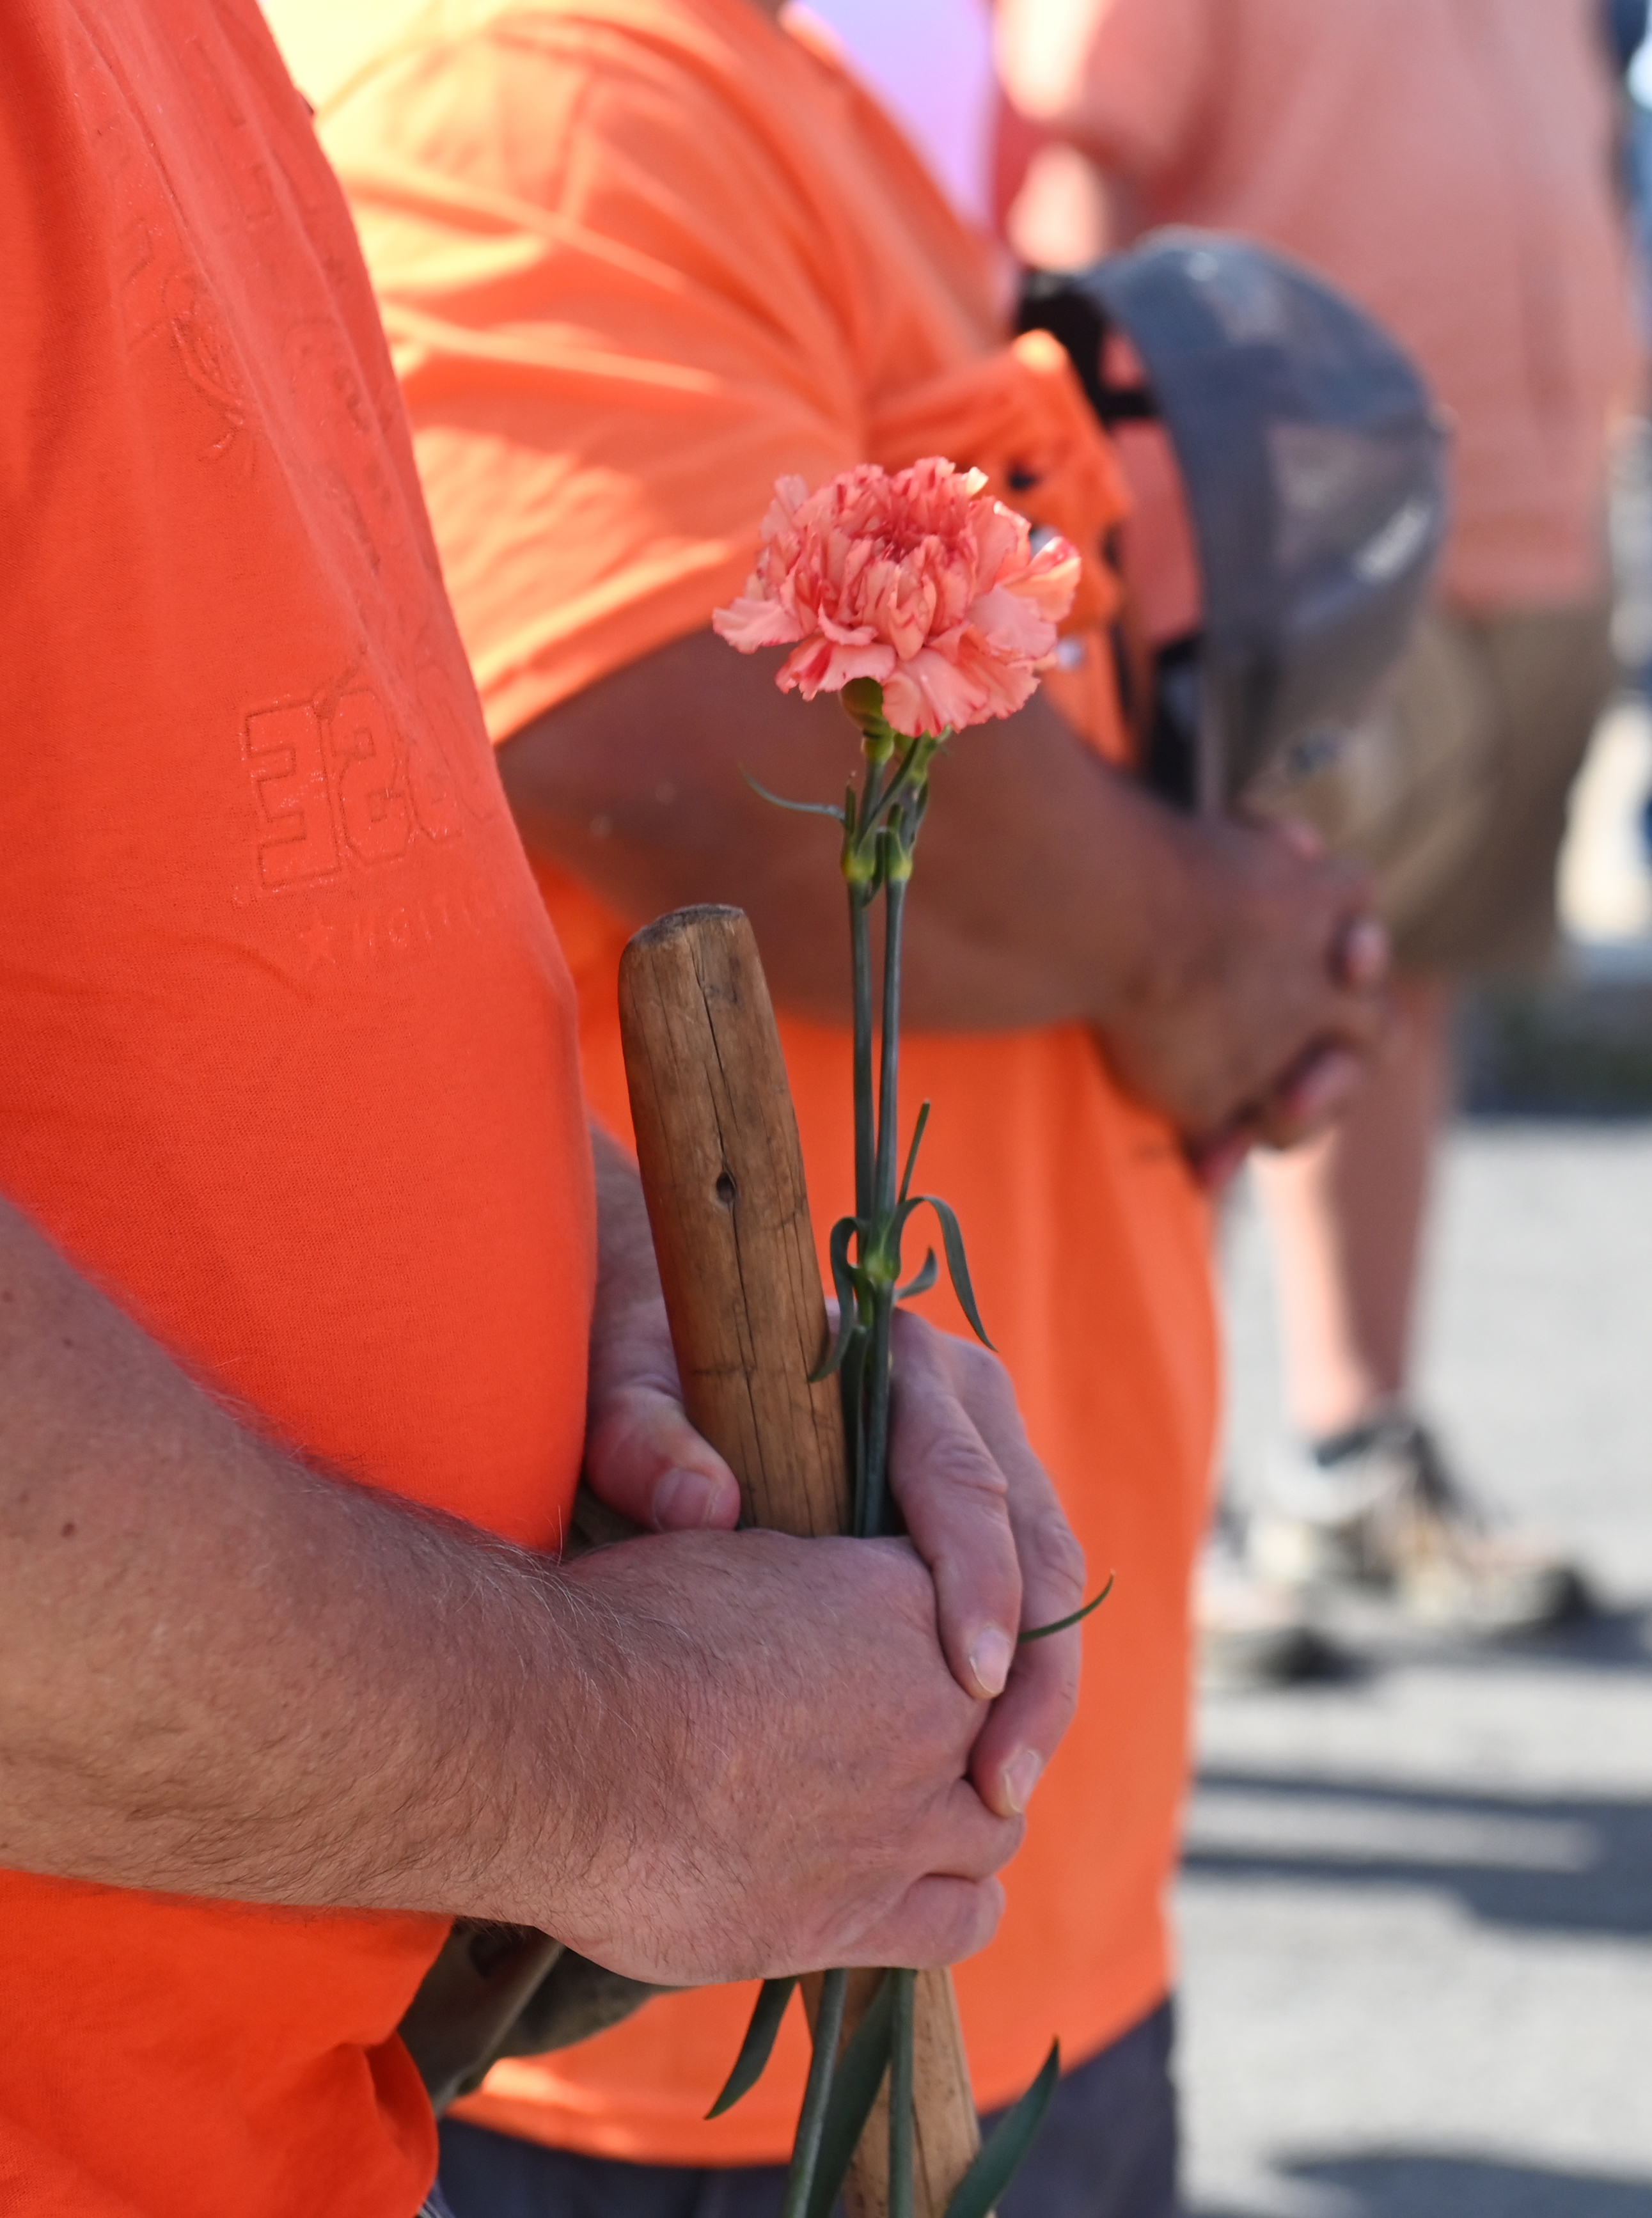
[926,1442,1012,1516]
[952,1337,1009,1403]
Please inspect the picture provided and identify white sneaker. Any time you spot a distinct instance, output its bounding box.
[1248,1407,1587,1635]
[1197,1508,1335,1689]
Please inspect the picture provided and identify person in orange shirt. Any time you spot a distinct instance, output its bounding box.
[269,1,1392,2210]
[0,4,1085,2212]
[1000,0,1634,1630]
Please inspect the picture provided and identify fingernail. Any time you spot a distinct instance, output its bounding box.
[1190,1129,1250,1191]
[1340,915,1390,986]
[1002,1750,1043,1815]
[1290,1051,1358,1128]
[969,1626,1014,1699]
[1275,815,1325,860]
[652,1468,719,1529]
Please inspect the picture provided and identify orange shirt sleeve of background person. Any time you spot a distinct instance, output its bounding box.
[296,0,1218,2169]
[310,0,1001,741]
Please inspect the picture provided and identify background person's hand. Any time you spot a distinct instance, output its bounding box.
[535,1526,1023,1984]
[1098,811,1390,1159]
[1185,904,1392,1186]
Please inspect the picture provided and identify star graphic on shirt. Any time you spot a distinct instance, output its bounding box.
[299,914,338,968]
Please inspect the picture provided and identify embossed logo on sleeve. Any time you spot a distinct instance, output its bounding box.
[244,679,496,895]
[329,688,412,863]
[245,702,340,888]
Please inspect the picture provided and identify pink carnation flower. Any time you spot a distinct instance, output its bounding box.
[712,457,1081,738]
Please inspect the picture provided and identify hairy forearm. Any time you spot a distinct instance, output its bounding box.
[0,1182,1041,1983]
[0,1193,668,1918]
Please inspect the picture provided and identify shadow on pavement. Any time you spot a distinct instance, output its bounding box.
[1183,1768,1652,1941]
[1516,1606,1652,1676]
[1269,1607,1652,1681]
[1198,2148,1652,2217]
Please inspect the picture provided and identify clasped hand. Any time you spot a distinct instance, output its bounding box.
[557,1298,1084,1985]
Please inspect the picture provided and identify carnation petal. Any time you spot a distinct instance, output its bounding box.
[712,593,806,652]
[886,646,994,735]
[968,584,1059,662]
[1007,535,1083,622]
[727,461,1076,713]
[778,634,896,700]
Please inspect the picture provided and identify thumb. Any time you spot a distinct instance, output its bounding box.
[585,1380,743,1531]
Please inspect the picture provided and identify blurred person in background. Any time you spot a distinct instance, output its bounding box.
[265,0,1390,2211]
[1001,0,1639,1635]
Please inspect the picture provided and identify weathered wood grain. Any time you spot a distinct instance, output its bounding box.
[618,905,983,2218]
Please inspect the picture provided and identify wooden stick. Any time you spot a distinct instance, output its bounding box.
[618,904,982,2218]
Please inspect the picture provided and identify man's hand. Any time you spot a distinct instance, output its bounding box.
[883,1315,1085,1821]
[583,1277,743,1533]
[541,1527,1020,1982]
[0,1186,1017,1986]
[585,1138,1084,1821]
[583,1126,743,1532]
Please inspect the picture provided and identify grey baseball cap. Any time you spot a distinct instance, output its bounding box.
[1018,228,1449,810]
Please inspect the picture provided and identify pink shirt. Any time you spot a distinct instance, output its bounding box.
[999,0,1635,610]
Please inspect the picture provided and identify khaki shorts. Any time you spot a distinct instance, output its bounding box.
[1250,599,1616,975]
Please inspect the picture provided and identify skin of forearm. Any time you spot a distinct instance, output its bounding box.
[0,1188,673,1919]
[500,628,1209,1035]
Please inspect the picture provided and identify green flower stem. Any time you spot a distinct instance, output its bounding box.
[874,867,908,1232]
[859,861,909,1540]
[860,1286,895,1541]
[849,877,877,1234]
[749,684,1049,2216]
[888,1969,917,2218]
[780,1967,850,2218]
[815,698,947,2201]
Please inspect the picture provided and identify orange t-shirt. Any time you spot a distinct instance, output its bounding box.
[0,4,594,2212]
[998,0,1635,613]
[292,0,1219,2165]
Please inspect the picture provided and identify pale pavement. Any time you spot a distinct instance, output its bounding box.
[1182,700,1652,2217]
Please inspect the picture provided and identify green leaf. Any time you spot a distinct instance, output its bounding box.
[781,1969,850,2218]
[810,1216,865,1383]
[897,1101,931,1208]
[1019,1573,1116,1644]
[895,1249,938,1302]
[805,1972,897,2218]
[888,1970,916,2218]
[742,767,849,821]
[707,1978,799,2118]
[942,2040,1061,2218]
[906,1195,993,1349]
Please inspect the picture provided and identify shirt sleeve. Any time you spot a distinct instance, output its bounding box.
[996,0,1214,185]
[319,21,870,739]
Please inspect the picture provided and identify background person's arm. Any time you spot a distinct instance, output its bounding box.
[500,631,1385,1149]
[0,1183,1030,1983]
